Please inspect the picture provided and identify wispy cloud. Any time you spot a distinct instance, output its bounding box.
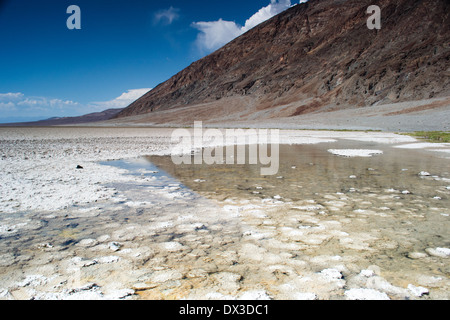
[153,6,180,26]
[0,92,24,101]
[90,88,151,110]
[0,93,23,111]
[0,92,79,114]
[192,0,300,54]
[0,89,151,122]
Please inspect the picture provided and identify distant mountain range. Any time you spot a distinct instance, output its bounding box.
[0,108,123,127]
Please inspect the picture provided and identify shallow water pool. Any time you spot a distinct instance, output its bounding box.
[145,141,450,298]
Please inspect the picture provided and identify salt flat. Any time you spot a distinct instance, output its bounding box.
[0,127,426,213]
[0,127,449,300]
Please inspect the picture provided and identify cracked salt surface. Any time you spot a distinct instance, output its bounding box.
[0,128,449,300]
[328,149,384,157]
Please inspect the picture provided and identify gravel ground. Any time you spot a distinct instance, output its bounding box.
[98,96,450,132]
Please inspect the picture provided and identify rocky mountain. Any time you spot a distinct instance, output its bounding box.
[115,0,449,124]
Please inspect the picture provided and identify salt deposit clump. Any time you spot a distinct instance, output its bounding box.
[328,149,383,157]
[408,284,429,297]
[345,288,390,300]
[425,247,450,258]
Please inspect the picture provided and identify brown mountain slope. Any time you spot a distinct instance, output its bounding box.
[116,0,450,123]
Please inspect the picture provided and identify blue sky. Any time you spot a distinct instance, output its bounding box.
[0,0,305,122]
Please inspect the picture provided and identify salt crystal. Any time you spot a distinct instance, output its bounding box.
[108,242,121,252]
[238,290,271,300]
[97,256,119,264]
[407,284,429,297]
[425,247,450,258]
[360,269,375,277]
[328,149,383,157]
[320,268,343,281]
[345,288,390,300]
[436,247,450,256]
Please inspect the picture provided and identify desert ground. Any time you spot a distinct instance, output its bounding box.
[101,96,450,133]
[0,126,449,300]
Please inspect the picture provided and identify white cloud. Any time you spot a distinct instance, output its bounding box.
[242,0,292,32]
[0,89,151,122]
[0,93,79,112]
[192,0,300,53]
[90,88,151,110]
[191,19,243,52]
[16,97,79,110]
[0,92,24,102]
[154,6,180,25]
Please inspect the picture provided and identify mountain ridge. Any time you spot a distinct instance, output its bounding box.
[115,0,450,123]
[0,108,124,127]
